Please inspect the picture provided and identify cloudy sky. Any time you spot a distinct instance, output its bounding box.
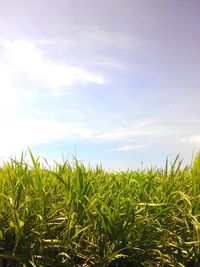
[0,0,200,169]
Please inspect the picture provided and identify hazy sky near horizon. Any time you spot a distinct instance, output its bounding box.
[0,0,200,169]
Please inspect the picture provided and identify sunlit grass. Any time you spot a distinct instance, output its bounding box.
[0,150,199,266]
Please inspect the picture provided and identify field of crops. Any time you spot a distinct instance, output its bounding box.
[0,151,200,267]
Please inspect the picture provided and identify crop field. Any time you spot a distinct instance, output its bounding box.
[0,151,200,267]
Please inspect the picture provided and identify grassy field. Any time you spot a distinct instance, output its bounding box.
[0,151,200,266]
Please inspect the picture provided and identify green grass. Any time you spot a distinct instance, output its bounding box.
[0,151,200,266]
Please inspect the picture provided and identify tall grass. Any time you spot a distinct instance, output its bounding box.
[0,151,199,266]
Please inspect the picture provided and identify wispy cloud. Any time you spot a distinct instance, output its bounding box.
[181,135,200,148]
[83,27,142,50]
[105,144,149,152]
[0,114,155,156]
[95,119,158,141]
[0,116,94,156]
[34,27,142,51]
[95,60,127,70]
[1,39,104,91]
[0,63,18,113]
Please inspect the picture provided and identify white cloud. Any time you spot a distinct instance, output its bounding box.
[97,129,147,140]
[81,27,142,51]
[0,116,94,157]
[180,135,200,148]
[0,115,155,157]
[34,27,142,51]
[0,113,154,157]
[0,64,19,113]
[188,135,200,147]
[96,119,158,141]
[105,144,149,152]
[1,39,104,90]
[96,60,126,69]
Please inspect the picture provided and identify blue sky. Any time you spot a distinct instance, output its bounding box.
[0,0,200,170]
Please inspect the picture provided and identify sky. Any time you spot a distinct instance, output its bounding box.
[0,0,200,170]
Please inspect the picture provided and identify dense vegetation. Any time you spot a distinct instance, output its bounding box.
[0,151,200,266]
